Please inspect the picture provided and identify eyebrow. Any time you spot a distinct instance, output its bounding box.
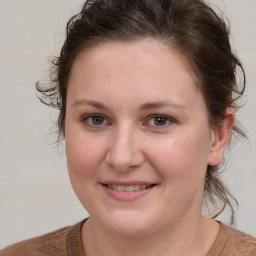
[139,101,187,111]
[73,99,187,111]
[73,99,108,110]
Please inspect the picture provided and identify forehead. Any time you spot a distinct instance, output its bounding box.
[70,40,198,85]
[68,39,204,111]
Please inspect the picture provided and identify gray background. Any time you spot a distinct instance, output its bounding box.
[0,0,255,248]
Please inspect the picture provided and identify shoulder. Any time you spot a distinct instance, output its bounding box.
[207,222,256,256]
[0,224,73,256]
[224,224,256,255]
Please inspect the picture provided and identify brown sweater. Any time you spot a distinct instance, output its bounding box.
[1,220,256,256]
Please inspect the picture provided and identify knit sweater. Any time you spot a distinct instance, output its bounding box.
[1,220,256,255]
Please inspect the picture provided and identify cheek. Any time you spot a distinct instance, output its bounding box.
[65,128,106,180]
[145,134,209,184]
[65,129,107,211]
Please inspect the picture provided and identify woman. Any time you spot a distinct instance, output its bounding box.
[1,0,255,255]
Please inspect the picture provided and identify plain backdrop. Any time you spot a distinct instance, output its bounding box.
[0,0,255,248]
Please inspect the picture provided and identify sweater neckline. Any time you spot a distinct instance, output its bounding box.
[66,219,227,256]
[67,219,86,256]
[206,222,227,256]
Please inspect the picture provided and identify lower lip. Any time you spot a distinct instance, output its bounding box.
[101,185,156,202]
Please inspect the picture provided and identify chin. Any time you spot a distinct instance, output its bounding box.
[97,210,156,237]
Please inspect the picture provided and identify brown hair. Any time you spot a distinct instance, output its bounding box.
[36,0,246,224]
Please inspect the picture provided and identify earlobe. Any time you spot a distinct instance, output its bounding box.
[208,108,235,166]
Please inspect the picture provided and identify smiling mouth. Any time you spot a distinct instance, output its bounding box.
[103,184,156,192]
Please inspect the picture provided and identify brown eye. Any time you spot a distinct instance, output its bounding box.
[83,114,109,127]
[145,114,175,129]
[91,115,105,125]
[153,116,168,126]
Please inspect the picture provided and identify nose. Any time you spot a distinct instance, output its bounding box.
[106,124,145,172]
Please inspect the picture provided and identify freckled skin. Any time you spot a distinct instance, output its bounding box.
[65,40,229,241]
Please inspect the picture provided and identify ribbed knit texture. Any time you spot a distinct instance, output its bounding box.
[207,224,256,256]
[1,220,256,255]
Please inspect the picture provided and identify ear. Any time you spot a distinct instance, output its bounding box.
[208,107,235,166]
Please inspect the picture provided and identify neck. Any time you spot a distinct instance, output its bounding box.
[82,215,219,256]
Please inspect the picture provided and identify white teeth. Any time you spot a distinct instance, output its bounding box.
[134,185,140,191]
[125,186,133,192]
[107,184,152,192]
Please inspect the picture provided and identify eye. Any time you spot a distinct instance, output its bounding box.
[82,114,110,127]
[145,115,174,128]
[152,116,169,126]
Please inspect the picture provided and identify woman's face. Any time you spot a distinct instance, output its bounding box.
[65,40,221,236]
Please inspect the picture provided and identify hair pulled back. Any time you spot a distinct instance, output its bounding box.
[36,0,246,224]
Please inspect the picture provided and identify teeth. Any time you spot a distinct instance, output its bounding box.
[107,184,152,192]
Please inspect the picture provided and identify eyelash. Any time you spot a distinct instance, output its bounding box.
[81,114,175,129]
